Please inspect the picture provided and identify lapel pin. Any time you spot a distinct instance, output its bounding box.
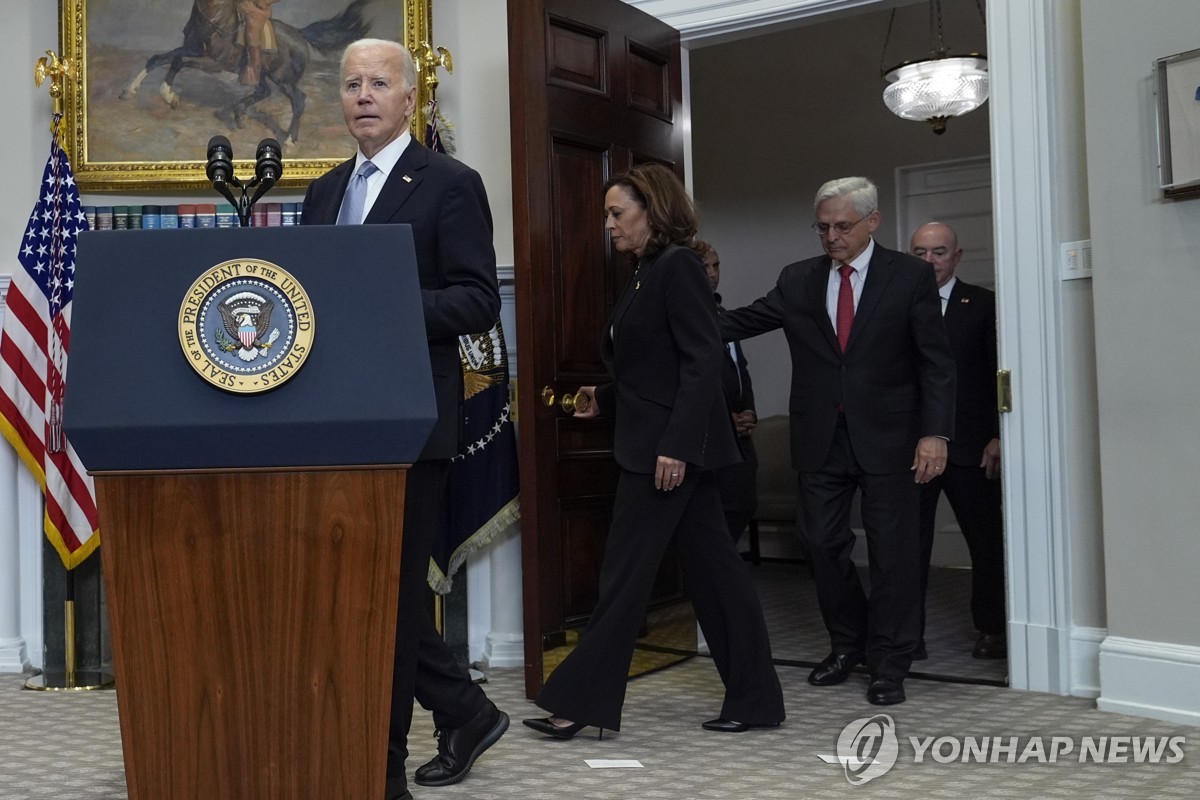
[402,175,413,183]
[960,297,970,303]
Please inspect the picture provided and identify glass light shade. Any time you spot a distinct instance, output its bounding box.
[882,56,989,128]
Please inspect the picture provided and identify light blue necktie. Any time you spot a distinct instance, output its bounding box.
[336,160,378,225]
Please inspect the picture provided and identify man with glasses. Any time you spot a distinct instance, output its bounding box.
[719,177,955,705]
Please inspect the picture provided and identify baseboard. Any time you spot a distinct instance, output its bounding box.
[1069,626,1105,698]
[1096,635,1200,725]
[0,636,30,673]
[482,631,524,669]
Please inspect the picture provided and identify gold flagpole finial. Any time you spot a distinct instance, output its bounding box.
[414,42,453,99]
[34,50,74,117]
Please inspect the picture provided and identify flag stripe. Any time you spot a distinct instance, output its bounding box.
[0,117,99,569]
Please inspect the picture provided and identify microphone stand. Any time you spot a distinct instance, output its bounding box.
[210,174,267,228]
[207,138,281,227]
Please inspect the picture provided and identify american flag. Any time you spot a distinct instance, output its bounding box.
[0,117,99,569]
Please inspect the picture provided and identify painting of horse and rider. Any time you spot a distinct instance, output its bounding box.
[71,0,406,179]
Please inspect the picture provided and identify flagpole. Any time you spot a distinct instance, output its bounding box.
[21,49,112,693]
[25,569,113,691]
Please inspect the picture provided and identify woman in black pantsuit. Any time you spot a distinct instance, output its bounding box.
[523,164,785,737]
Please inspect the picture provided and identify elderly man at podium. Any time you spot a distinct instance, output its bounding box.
[301,39,507,800]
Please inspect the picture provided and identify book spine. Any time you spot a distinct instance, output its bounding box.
[141,205,162,229]
[95,206,114,230]
[161,205,179,229]
[216,203,237,228]
[195,204,217,228]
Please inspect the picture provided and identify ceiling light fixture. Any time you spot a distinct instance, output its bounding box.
[880,0,989,135]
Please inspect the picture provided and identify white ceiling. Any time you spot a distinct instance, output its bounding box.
[624,0,913,44]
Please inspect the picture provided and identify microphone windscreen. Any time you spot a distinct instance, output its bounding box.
[208,135,233,159]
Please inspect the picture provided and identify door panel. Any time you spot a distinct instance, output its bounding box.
[509,0,687,697]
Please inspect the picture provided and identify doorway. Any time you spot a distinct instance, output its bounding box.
[685,4,1003,684]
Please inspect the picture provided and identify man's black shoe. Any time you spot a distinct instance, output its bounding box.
[414,701,510,787]
[973,632,1007,660]
[866,676,906,705]
[808,652,863,686]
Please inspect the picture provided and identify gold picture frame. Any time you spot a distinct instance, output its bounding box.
[59,0,433,192]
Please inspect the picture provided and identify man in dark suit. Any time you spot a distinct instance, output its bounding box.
[909,222,1006,660]
[301,39,507,800]
[720,177,955,705]
[700,242,759,546]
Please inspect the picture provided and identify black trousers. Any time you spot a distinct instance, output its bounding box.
[918,463,1006,637]
[798,416,922,679]
[713,438,758,543]
[387,460,488,783]
[535,469,784,731]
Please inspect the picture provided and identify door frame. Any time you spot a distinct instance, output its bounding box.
[670,0,1088,696]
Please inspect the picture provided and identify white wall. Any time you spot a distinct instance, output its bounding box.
[688,2,991,418]
[1080,0,1200,722]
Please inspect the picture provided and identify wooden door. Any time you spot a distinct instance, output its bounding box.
[508,0,685,697]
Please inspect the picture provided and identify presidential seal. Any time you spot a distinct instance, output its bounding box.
[177,258,315,394]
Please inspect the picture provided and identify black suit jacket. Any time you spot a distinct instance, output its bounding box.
[301,141,501,460]
[715,296,756,419]
[943,279,999,466]
[595,245,741,474]
[720,243,955,473]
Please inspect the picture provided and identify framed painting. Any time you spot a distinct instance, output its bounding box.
[59,0,433,191]
[1154,46,1200,199]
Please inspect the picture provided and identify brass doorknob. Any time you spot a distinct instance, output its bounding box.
[541,385,556,407]
[560,391,591,415]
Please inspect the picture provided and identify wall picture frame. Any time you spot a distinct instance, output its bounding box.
[59,0,433,192]
[1154,46,1200,199]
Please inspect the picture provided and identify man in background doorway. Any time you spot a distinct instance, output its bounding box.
[909,222,1007,660]
[698,241,758,548]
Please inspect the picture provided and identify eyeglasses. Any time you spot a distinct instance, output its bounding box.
[811,216,868,236]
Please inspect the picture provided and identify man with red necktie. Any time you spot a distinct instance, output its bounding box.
[719,176,955,706]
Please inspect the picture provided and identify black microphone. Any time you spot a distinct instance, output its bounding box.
[254,138,283,189]
[206,135,235,189]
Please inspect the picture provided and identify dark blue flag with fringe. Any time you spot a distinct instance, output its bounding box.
[430,320,521,593]
[424,100,519,593]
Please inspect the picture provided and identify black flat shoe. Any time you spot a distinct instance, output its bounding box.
[701,718,781,733]
[523,716,599,740]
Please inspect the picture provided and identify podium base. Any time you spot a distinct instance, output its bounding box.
[24,670,115,691]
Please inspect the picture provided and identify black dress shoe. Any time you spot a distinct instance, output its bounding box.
[414,701,510,787]
[701,718,781,733]
[867,676,906,705]
[973,632,1007,660]
[808,652,864,686]
[913,642,928,661]
[522,716,592,739]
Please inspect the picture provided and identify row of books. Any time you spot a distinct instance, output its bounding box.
[81,203,303,230]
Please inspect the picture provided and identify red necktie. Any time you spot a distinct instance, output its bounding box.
[836,264,855,352]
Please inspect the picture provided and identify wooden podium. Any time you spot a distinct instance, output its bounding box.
[66,226,435,799]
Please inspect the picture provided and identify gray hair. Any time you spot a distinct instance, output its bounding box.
[813,177,878,217]
[341,39,418,92]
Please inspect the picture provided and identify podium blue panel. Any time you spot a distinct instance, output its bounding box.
[65,225,436,471]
